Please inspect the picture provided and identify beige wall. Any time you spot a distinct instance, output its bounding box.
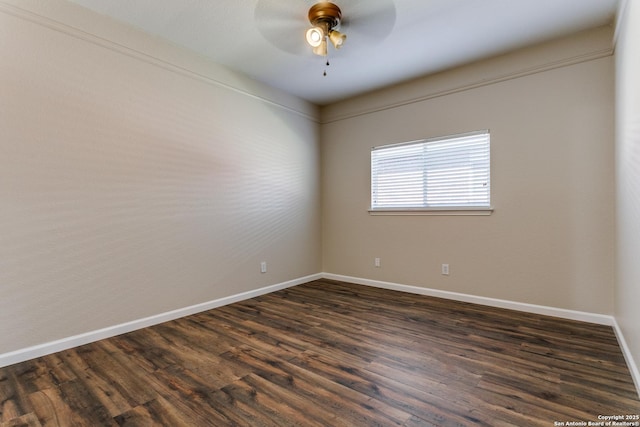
[615,0,640,384]
[321,28,615,314]
[0,1,321,354]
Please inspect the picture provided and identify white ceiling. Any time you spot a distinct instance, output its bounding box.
[65,0,618,106]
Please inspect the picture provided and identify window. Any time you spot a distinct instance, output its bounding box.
[371,130,491,213]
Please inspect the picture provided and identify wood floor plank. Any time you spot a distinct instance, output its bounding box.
[27,388,79,427]
[0,279,638,426]
[0,412,42,427]
[220,346,412,426]
[291,349,491,427]
[28,380,118,427]
[3,355,75,398]
[56,346,151,418]
[141,367,236,426]
[0,372,34,423]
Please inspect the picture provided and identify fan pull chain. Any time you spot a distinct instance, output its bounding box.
[323,59,330,77]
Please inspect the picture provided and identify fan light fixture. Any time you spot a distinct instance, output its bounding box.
[305,2,346,56]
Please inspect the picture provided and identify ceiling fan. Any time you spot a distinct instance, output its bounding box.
[255,0,396,58]
[305,2,346,57]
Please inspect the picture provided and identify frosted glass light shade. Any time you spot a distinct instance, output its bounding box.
[312,39,328,56]
[329,30,346,48]
[306,27,324,47]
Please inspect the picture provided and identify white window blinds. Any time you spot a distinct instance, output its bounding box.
[371,131,490,210]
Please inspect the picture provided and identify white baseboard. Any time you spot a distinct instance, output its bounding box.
[0,273,322,368]
[321,273,615,325]
[612,318,640,399]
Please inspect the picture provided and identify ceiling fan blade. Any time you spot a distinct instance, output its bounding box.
[339,0,396,44]
[255,0,316,55]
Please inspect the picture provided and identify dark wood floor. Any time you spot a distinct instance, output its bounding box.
[1,279,638,426]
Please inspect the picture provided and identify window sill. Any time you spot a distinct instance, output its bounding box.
[368,207,494,216]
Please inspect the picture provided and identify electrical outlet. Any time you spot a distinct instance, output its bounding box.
[260,261,267,273]
[441,264,449,275]
[374,257,381,268]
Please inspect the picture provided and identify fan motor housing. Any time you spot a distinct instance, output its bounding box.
[308,2,342,29]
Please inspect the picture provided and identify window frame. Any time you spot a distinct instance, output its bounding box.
[369,130,493,216]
